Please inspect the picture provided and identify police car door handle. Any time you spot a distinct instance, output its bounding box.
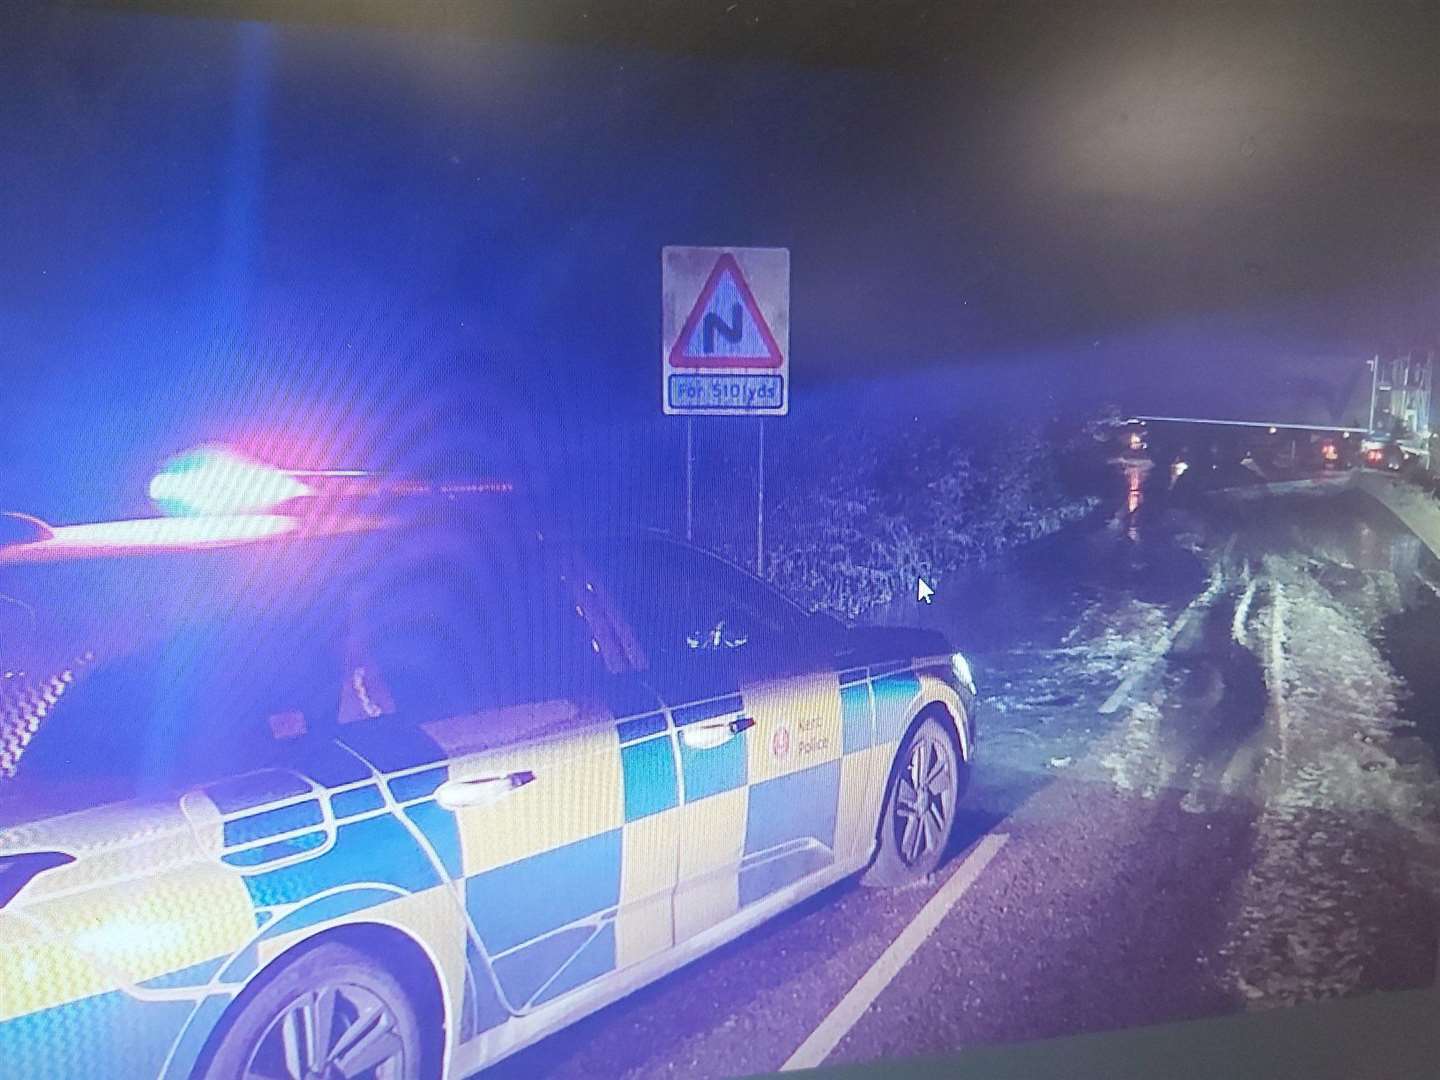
[680,716,755,750]
[436,771,536,811]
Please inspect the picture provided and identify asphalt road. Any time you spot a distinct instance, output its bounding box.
[487,474,1440,1080]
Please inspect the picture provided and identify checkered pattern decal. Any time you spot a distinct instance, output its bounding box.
[669,662,929,939]
[0,657,941,1079]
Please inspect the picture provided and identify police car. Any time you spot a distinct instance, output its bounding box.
[0,448,978,1080]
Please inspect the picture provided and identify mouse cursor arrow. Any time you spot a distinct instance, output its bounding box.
[916,577,935,604]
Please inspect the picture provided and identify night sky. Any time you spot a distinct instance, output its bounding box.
[2,1,1438,519]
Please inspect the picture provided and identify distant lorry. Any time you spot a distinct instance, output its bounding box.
[1111,350,1434,488]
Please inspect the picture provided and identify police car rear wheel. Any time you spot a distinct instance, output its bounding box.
[863,715,963,887]
[204,942,423,1080]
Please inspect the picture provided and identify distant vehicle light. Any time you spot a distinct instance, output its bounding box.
[951,651,975,693]
[1268,426,1278,435]
[150,446,311,515]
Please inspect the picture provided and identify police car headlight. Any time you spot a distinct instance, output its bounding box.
[951,651,975,694]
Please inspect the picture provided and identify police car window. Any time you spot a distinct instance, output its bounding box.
[595,538,808,667]
[354,535,605,721]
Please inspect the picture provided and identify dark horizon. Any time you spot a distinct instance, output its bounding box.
[3,1,1438,517]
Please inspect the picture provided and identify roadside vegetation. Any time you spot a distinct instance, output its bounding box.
[740,418,1105,620]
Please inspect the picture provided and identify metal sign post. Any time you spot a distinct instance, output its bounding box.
[756,417,765,574]
[685,417,694,542]
[662,246,789,563]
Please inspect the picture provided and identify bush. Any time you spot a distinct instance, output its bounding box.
[754,420,1098,620]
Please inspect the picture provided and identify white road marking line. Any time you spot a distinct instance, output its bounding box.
[1268,580,1288,784]
[1098,572,1225,715]
[1232,571,1257,643]
[780,833,1009,1072]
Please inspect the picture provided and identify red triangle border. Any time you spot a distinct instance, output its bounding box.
[668,252,785,370]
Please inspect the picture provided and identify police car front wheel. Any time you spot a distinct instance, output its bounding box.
[202,941,424,1080]
[863,714,965,888]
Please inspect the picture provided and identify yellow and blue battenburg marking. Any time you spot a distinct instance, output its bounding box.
[870,660,926,744]
[618,712,678,820]
[420,703,660,1023]
[0,795,262,1080]
[673,695,749,799]
[733,673,843,907]
[0,654,959,1080]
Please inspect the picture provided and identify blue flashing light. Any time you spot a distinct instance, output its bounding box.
[150,447,311,516]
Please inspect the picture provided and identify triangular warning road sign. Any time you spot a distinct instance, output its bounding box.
[668,252,784,369]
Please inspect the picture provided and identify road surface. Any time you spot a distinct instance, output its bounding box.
[487,472,1440,1079]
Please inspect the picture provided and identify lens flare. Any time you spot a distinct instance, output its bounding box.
[149,447,311,515]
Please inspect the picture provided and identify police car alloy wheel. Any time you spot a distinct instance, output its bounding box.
[863,714,965,887]
[203,942,423,1080]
